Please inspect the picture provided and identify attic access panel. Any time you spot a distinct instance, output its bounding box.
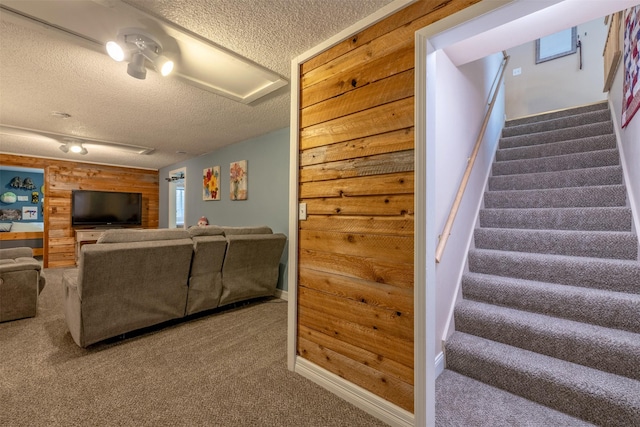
[0,0,287,104]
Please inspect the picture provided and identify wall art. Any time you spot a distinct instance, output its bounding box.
[22,206,38,220]
[230,160,247,201]
[203,166,220,201]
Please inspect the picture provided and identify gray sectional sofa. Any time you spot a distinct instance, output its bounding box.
[63,226,286,347]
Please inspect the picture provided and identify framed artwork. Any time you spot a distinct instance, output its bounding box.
[22,206,38,220]
[203,166,220,201]
[230,160,247,200]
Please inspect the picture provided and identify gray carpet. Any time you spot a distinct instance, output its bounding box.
[0,267,387,427]
[444,102,640,426]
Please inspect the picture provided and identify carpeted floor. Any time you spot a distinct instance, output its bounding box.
[0,267,387,427]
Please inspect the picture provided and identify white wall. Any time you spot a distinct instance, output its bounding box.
[609,18,640,231]
[430,51,505,354]
[504,18,608,119]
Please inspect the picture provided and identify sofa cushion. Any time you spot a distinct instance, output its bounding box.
[97,228,190,244]
[221,226,273,236]
[188,225,225,237]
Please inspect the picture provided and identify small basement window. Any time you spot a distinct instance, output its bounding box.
[535,27,577,64]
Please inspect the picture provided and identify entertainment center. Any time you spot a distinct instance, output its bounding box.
[72,189,144,263]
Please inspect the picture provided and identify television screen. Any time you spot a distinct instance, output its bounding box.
[72,190,142,226]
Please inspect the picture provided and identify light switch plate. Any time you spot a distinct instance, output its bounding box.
[299,202,307,220]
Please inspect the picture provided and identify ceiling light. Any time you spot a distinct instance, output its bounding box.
[106,41,125,62]
[106,28,174,80]
[59,140,88,155]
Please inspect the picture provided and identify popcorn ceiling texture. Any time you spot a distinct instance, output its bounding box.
[0,0,393,169]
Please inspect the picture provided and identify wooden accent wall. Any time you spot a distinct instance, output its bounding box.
[296,0,480,412]
[0,154,158,268]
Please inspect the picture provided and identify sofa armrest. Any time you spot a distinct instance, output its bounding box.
[0,259,41,274]
[0,247,34,259]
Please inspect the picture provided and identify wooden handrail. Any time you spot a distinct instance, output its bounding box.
[435,52,510,263]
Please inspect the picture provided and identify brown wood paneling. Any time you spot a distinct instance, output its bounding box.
[303,194,414,216]
[296,0,483,414]
[298,304,413,369]
[298,334,414,411]
[300,152,414,183]
[301,69,414,128]
[301,0,480,74]
[300,172,414,199]
[299,267,413,315]
[299,230,413,264]
[0,154,159,268]
[299,325,414,385]
[299,215,413,235]
[300,97,414,150]
[300,128,414,167]
[301,46,415,109]
[299,249,413,289]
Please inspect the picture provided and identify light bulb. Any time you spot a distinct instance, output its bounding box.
[106,41,125,62]
[70,144,83,153]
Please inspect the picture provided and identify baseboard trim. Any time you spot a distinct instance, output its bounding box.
[274,289,288,301]
[294,357,414,427]
[435,351,445,378]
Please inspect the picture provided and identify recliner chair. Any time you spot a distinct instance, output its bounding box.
[0,247,46,322]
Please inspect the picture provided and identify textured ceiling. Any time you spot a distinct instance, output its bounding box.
[0,0,394,170]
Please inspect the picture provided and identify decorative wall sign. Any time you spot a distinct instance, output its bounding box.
[203,166,220,201]
[22,206,38,220]
[230,160,247,201]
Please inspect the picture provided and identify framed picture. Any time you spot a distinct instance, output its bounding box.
[230,160,247,200]
[22,206,38,220]
[203,166,220,201]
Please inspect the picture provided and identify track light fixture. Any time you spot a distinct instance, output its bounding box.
[59,140,88,155]
[106,28,174,80]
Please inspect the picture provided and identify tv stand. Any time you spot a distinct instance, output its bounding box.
[75,228,140,264]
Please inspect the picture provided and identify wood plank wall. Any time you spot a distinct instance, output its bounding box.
[0,154,159,268]
[296,0,481,412]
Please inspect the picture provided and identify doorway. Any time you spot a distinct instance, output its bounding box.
[168,167,186,229]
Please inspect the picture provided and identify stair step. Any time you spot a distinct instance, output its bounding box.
[502,109,611,137]
[499,121,613,150]
[488,165,622,191]
[467,249,640,294]
[484,185,627,209]
[436,369,593,426]
[454,299,640,380]
[462,272,640,334]
[479,207,633,231]
[492,148,620,176]
[505,102,609,128]
[496,134,616,162]
[474,228,638,260]
[445,332,640,426]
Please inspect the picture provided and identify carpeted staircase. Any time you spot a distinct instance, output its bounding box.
[441,102,640,425]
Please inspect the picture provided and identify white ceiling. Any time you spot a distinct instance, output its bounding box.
[1,0,635,171]
[0,0,394,170]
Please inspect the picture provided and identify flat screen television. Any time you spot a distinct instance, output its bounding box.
[72,190,142,227]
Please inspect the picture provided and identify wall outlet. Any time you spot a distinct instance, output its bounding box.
[512,67,522,76]
[299,202,307,221]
